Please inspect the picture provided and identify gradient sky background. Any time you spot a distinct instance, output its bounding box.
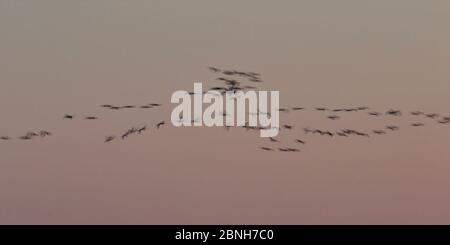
[1,0,450,224]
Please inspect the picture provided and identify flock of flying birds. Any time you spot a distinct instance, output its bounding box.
[257,108,450,152]
[1,66,450,154]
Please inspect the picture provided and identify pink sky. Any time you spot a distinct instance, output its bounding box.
[0,0,449,224]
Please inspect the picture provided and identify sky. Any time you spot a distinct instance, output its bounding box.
[0,0,450,224]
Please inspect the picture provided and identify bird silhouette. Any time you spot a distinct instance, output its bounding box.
[295,139,306,144]
[208,67,221,73]
[121,127,136,139]
[121,132,130,140]
[156,121,165,129]
[130,127,139,134]
[373,130,386,135]
[224,79,240,87]
[410,111,423,116]
[39,130,51,137]
[327,115,340,120]
[324,131,334,137]
[386,109,402,116]
[104,136,115,143]
[411,123,425,127]
[1,136,11,140]
[210,86,227,91]
[138,126,147,134]
[248,78,263,83]
[63,114,74,119]
[425,113,439,119]
[216,77,227,82]
[292,107,304,111]
[25,132,39,137]
[286,148,300,152]
[313,129,323,135]
[386,126,400,131]
[222,70,235,76]
[356,132,369,137]
[314,130,333,137]
[342,129,355,135]
[369,112,381,116]
[85,116,98,120]
[247,72,261,77]
[315,107,328,111]
[438,117,450,124]
[261,147,274,151]
[234,71,247,77]
[19,135,33,140]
